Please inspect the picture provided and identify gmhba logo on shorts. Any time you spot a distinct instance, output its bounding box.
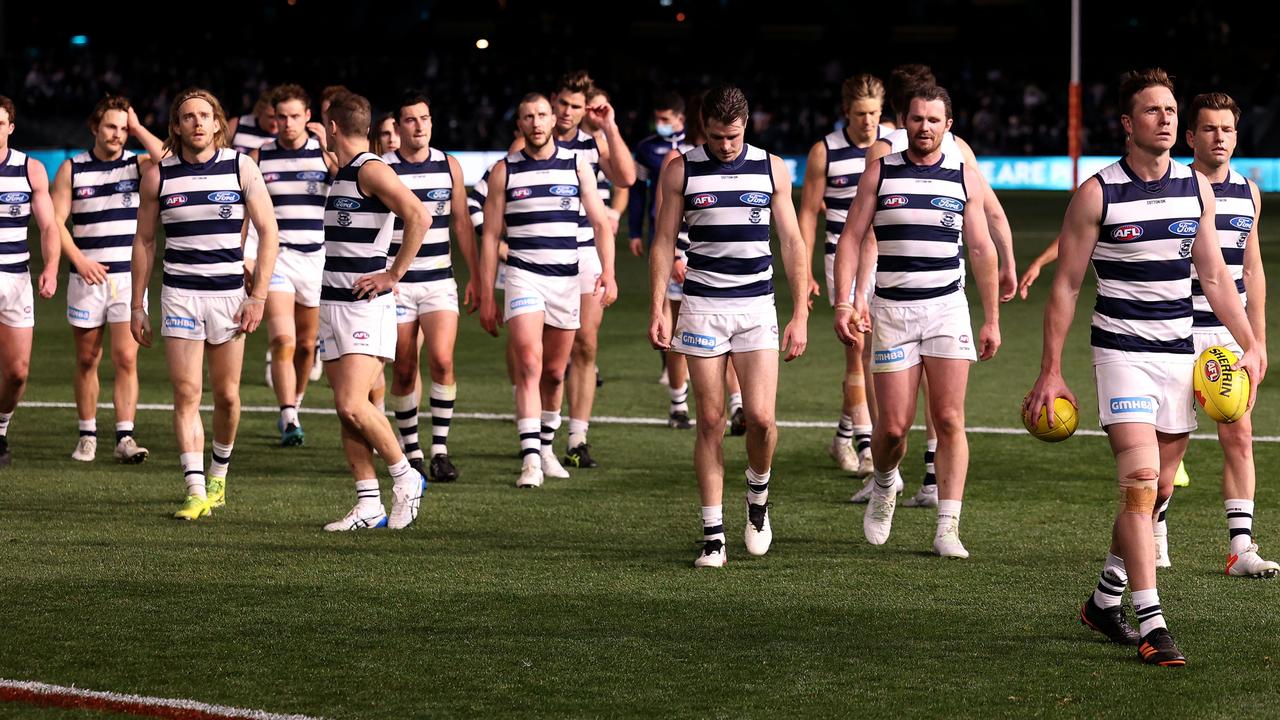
[1109,396,1154,414]
[163,315,197,331]
[681,332,716,349]
[874,347,905,364]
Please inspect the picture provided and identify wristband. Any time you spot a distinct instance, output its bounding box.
[245,296,266,305]
[834,302,854,311]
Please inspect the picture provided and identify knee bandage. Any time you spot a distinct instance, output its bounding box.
[1115,445,1159,515]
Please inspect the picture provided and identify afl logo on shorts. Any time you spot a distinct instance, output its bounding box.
[931,197,964,212]
[164,194,188,207]
[75,187,96,199]
[333,198,361,211]
[1111,224,1143,241]
[881,195,908,208]
[426,189,451,201]
[1168,220,1199,236]
[739,192,770,207]
[509,187,533,200]
[690,193,718,208]
[352,331,370,340]
[208,191,241,204]
[549,185,578,197]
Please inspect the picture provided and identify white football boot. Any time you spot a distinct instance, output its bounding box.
[903,484,939,508]
[516,462,544,488]
[70,435,97,462]
[863,472,900,545]
[694,539,727,568]
[933,520,970,559]
[324,503,388,532]
[540,448,570,479]
[1227,543,1280,578]
[744,497,772,556]
[828,438,859,473]
[388,471,425,530]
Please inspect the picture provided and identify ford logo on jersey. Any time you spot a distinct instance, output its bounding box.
[1111,224,1143,240]
[262,172,281,183]
[208,191,241,204]
[426,189,452,201]
[509,187,533,200]
[1169,220,1199,236]
[690,193,718,208]
[164,194,188,207]
[1230,216,1254,231]
[881,195,908,208]
[740,192,770,207]
[931,197,963,212]
[549,185,578,197]
[297,171,328,182]
[1110,396,1154,414]
[0,192,30,204]
[332,198,361,210]
[115,180,138,192]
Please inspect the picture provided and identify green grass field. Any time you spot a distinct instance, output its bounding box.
[2,192,1279,719]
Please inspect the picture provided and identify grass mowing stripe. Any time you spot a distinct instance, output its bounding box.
[16,400,1278,440]
[0,679,326,720]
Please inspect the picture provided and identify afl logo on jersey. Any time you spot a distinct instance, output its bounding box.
[75,187,96,199]
[426,189,451,201]
[1229,216,1253,231]
[881,195,908,208]
[690,193,718,208]
[164,194,188,208]
[830,177,850,187]
[1169,220,1199,236]
[739,192,770,207]
[262,172,281,183]
[549,185,578,197]
[931,197,964,212]
[1111,224,1143,241]
[115,180,138,193]
[509,187,533,200]
[0,192,30,204]
[208,191,241,204]
[333,198,361,211]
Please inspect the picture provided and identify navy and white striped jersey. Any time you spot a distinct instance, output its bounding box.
[871,151,968,302]
[383,148,454,283]
[467,163,494,236]
[69,150,140,275]
[502,148,582,278]
[1191,170,1254,329]
[882,127,962,159]
[821,126,885,254]
[680,144,775,313]
[258,137,329,253]
[231,114,275,154]
[0,149,33,274]
[157,149,246,294]
[321,152,393,304]
[556,129,601,248]
[1090,158,1202,359]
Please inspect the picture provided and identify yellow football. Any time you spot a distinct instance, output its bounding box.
[1194,345,1250,423]
[1023,396,1078,442]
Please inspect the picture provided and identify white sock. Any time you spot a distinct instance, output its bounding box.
[872,466,898,489]
[429,383,456,456]
[1092,552,1127,609]
[701,505,725,544]
[115,421,134,443]
[296,392,305,409]
[78,418,97,438]
[669,382,689,414]
[280,405,300,427]
[540,410,561,453]
[853,424,872,455]
[728,393,743,413]
[517,418,541,467]
[1154,497,1170,537]
[210,441,233,479]
[181,451,206,499]
[936,499,962,535]
[387,456,417,485]
[567,417,589,448]
[746,466,770,505]
[355,478,382,514]
[1131,587,1167,636]
[1226,498,1255,556]
[0,411,12,437]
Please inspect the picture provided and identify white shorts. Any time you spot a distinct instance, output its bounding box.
[0,273,34,328]
[395,278,459,322]
[160,290,244,345]
[823,251,872,306]
[1095,358,1196,434]
[504,266,580,330]
[318,299,397,362]
[495,261,507,292]
[267,248,324,308]
[1193,328,1243,358]
[869,293,975,373]
[672,306,779,358]
[67,273,141,328]
[577,246,603,296]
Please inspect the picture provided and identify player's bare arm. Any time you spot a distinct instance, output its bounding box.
[771,154,809,362]
[447,155,480,313]
[962,163,1000,360]
[238,155,278,333]
[478,159,508,336]
[51,159,107,285]
[798,140,827,303]
[647,154,683,350]
[577,154,617,307]
[1242,179,1266,377]
[129,162,161,347]
[357,160,427,299]
[957,136,1016,302]
[27,158,60,298]
[832,157,880,344]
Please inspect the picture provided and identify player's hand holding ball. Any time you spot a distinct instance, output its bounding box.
[1023,374,1078,442]
[1194,345,1253,422]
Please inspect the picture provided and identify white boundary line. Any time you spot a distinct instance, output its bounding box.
[18,400,1276,442]
[0,678,326,720]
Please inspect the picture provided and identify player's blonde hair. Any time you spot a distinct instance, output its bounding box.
[163,88,230,156]
[841,74,885,113]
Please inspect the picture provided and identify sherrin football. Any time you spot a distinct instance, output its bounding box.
[1023,396,1078,442]
[1194,345,1250,423]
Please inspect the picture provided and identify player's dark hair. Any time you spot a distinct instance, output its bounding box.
[517,92,550,115]
[702,85,749,127]
[0,95,14,124]
[888,64,936,117]
[88,95,131,131]
[1189,92,1240,126]
[395,93,432,122]
[654,91,685,116]
[370,112,396,154]
[1119,68,1175,116]
[328,91,372,137]
[557,70,594,97]
[907,85,953,121]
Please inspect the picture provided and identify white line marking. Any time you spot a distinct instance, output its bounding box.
[17,400,1269,442]
[0,678,327,720]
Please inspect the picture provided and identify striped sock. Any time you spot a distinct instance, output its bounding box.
[0,411,11,437]
[429,383,456,456]
[701,505,725,545]
[540,411,561,453]
[181,451,205,499]
[1155,497,1170,537]
[729,393,743,414]
[835,413,854,446]
[210,441,233,479]
[853,424,872,455]
[355,478,381,514]
[1131,587,1167,636]
[78,418,97,438]
[1091,552,1127,609]
[923,438,938,487]
[746,466,770,505]
[517,418,540,466]
[390,391,423,461]
[115,421,134,443]
[669,382,689,414]
[1226,498,1255,556]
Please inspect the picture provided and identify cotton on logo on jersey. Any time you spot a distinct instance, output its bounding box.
[881,195,908,208]
[1109,396,1155,414]
[690,193,718,208]
[1111,224,1143,240]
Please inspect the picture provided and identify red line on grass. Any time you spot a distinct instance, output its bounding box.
[0,679,326,720]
